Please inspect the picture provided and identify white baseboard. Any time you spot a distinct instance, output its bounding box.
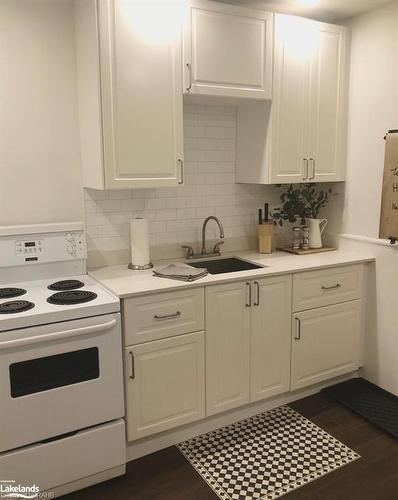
[126,372,357,463]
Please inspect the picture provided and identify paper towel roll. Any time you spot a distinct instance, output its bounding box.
[130,218,151,268]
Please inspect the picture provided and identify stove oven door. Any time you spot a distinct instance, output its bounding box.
[0,313,124,453]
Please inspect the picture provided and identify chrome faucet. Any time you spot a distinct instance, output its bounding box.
[181,216,225,259]
[201,216,224,256]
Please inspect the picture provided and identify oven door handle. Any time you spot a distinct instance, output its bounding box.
[0,319,117,350]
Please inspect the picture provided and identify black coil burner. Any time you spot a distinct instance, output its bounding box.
[0,288,27,299]
[0,300,35,314]
[48,280,85,291]
[47,290,98,305]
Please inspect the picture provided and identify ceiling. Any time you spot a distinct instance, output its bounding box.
[216,0,392,21]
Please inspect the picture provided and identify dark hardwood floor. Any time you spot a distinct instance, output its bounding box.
[64,393,398,500]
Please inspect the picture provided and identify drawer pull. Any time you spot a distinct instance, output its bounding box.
[254,281,260,306]
[154,311,181,321]
[321,284,342,291]
[246,282,251,307]
[129,351,135,380]
[295,317,301,340]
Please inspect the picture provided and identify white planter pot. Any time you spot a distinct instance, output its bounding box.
[306,218,328,249]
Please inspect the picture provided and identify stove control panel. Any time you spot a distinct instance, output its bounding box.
[0,225,87,267]
[15,239,44,257]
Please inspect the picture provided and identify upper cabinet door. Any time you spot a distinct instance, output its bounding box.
[269,15,311,184]
[99,0,184,188]
[264,15,348,185]
[309,23,347,182]
[183,1,273,99]
[75,0,184,189]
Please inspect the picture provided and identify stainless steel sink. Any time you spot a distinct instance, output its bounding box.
[188,257,265,275]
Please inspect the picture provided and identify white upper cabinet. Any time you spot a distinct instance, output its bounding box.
[75,0,184,189]
[309,22,347,182]
[183,0,273,99]
[237,14,348,184]
[270,15,347,184]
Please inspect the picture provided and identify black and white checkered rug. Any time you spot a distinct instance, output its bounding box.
[177,405,359,500]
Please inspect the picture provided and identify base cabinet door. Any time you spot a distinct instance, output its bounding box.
[125,332,205,441]
[206,282,251,416]
[291,300,362,391]
[250,275,292,402]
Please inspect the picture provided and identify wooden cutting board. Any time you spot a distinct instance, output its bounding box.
[279,247,337,255]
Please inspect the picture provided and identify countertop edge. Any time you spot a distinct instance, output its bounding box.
[89,252,376,300]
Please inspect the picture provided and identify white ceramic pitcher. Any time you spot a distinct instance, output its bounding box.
[306,218,328,249]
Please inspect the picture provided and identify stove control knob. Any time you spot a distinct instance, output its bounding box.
[66,243,77,255]
[65,232,76,242]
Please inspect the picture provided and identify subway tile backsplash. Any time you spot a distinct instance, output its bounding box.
[84,104,280,267]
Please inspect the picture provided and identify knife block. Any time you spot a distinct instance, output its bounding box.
[258,223,273,254]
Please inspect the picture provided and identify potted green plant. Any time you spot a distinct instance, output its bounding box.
[272,184,335,249]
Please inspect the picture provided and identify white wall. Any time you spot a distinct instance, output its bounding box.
[341,1,398,394]
[0,0,83,227]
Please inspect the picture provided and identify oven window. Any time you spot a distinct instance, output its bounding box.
[9,347,99,398]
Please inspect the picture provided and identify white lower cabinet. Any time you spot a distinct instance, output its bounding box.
[250,275,292,402]
[291,300,362,391]
[206,281,251,416]
[206,275,292,416]
[125,332,205,441]
[122,265,366,439]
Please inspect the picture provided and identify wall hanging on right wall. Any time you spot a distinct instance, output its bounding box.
[379,130,398,241]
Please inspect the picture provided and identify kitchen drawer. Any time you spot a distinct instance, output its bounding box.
[123,288,204,344]
[0,419,125,493]
[293,264,363,312]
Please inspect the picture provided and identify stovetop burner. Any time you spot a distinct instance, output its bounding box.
[48,279,85,291]
[0,300,35,314]
[47,290,98,305]
[0,287,27,299]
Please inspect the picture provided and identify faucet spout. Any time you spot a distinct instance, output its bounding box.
[201,216,224,255]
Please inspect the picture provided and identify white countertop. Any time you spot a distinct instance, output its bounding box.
[89,250,375,299]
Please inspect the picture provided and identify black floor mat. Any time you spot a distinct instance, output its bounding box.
[322,378,398,438]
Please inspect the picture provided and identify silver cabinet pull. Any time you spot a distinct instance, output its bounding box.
[309,158,315,180]
[178,158,184,185]
[186,62,192,92]
[129,351,135,380]
[303,159,309,180]
[294,317,301,340]
[321,284,342,291]
[254,281,260,306]
[246,282,252,307]
[154,311,181,321]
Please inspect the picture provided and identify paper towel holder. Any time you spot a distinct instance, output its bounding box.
[128,262,153,271]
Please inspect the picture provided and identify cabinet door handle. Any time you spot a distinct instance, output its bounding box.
[321,284,342,291]
[254,281,260,306]
[246,282,252,307]
[178,158,184,185]
[303,159,309,180]
[129,351,135,380]
[186,62,192,92]
[294,317,301,340]
[309,158,315,180]
[154,311,181,321]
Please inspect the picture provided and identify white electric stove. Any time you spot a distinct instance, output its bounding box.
[0,223,126,498]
